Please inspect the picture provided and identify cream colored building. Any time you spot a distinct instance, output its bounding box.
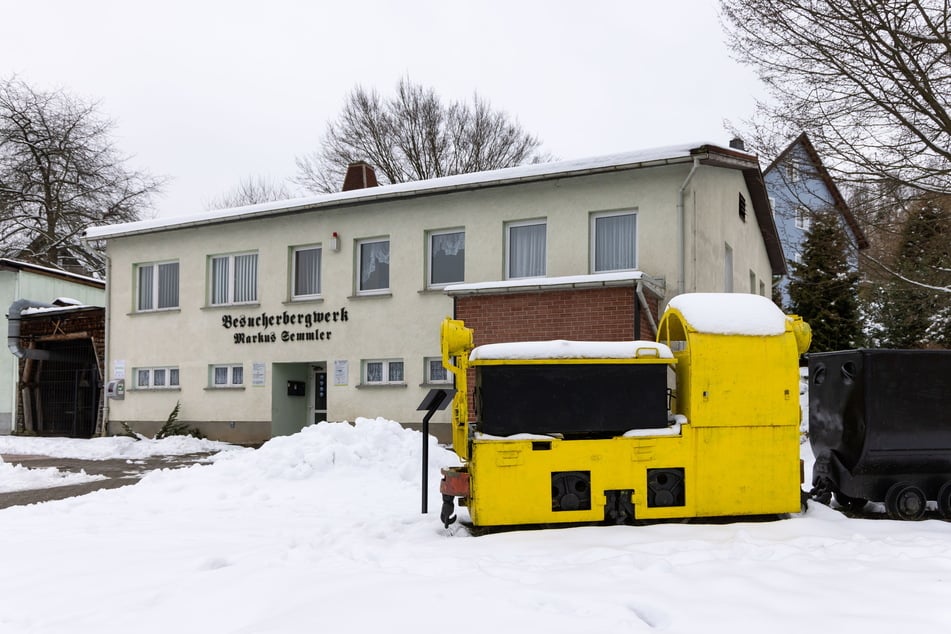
[85,142,784,443]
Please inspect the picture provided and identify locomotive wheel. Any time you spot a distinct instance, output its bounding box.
[937,482,951,520]
[833,491,867,513]
[884,482,926,521]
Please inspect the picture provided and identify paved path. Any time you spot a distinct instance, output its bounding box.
[0,453,214,509]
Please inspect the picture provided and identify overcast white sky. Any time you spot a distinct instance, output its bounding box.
[1,0,763,218]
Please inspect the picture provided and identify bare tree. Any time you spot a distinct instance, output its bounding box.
[295,78,546,193]
[0,78,162,276]
[720,0,950,194]
[207,175,294,210]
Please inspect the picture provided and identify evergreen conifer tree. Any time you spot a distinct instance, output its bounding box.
[788,210,861,352]
[869,196,951,348]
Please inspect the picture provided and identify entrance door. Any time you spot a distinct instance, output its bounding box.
[313,366,327,423]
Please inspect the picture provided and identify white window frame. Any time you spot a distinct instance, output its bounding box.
[291,245,322,300]
[135,261,180,312]
[427,229,465,288]
[210,364,244,388]
[795,206,811,231]
[356,238,390,295]
[363,359,405,385]
[505,219,547,279]
[209,252,259,306]
[424,356,451,384]
[590,210,637,273]
[134,366,180,390]
[786,160,800,183]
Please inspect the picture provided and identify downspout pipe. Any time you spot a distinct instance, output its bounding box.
[635,280,659,337]
[677,158,701,296]
[7,299,55,360]
[100,253,111,437]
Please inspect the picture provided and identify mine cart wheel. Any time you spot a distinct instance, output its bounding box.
[833,491,867,513]
[884,482,927,521]
[937,482,951,520]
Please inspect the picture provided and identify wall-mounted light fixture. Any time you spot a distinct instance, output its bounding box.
[331,231,340,252]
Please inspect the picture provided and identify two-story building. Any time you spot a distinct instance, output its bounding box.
[85,141,785,444]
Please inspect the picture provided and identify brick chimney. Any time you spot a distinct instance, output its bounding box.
[729,137,746,152]
[341,161,379,191]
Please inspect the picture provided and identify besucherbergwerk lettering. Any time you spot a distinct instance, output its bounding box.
[221,307,349,331]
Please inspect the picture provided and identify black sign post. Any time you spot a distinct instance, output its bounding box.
[416,388,455,514]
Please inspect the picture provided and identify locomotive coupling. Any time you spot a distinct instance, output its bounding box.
[440,467,470,528]
[440,495,456,528]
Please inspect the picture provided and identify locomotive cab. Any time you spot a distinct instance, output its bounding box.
[439,292,809,528]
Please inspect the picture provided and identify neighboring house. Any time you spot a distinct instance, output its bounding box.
[763,133,869,307]
[85,141,785,444]
[0,259,106,435]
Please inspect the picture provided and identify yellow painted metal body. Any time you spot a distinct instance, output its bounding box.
[440,297,810,528]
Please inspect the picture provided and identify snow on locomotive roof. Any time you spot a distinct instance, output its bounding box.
[470,340,674,361]
[667,293,788,336]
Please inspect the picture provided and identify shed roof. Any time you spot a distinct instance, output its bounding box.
[0,259,104,289]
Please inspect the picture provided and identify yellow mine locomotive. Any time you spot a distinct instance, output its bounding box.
[439,292,812,528]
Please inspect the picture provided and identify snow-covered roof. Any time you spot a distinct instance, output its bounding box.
[84,142,741,241]
[444,271,646,295]
[0,258,104,287]
[470,339,674,361]
[666,293,788,336]
[20,297,96,315]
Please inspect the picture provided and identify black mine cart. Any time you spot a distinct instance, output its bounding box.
[809,349,951,520]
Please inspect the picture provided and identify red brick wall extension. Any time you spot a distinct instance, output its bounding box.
[454,286,658,347]
[452,286,662,422]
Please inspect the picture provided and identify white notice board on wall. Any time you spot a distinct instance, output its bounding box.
[333,360,348,386]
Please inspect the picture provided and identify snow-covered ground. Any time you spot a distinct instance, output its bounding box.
[0,434,243,493]
[1,406,950,632]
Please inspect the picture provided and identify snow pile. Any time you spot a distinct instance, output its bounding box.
[0,416,950,633]
[0,458,106,493]
[0,433,244,460]
[667,292,789,335]
[201,416,459,483]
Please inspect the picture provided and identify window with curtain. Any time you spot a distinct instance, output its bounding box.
[211,364,243,387]
[136,261,179,311]
[358,239,390,293]
[292,246,322,299]
[134,366,180,389]
[425,357,450,384]
[210,253,258,305]
[429,230,465,287]
[363,359,404,385]
[591,211,636,272]
[507,221,546,279]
